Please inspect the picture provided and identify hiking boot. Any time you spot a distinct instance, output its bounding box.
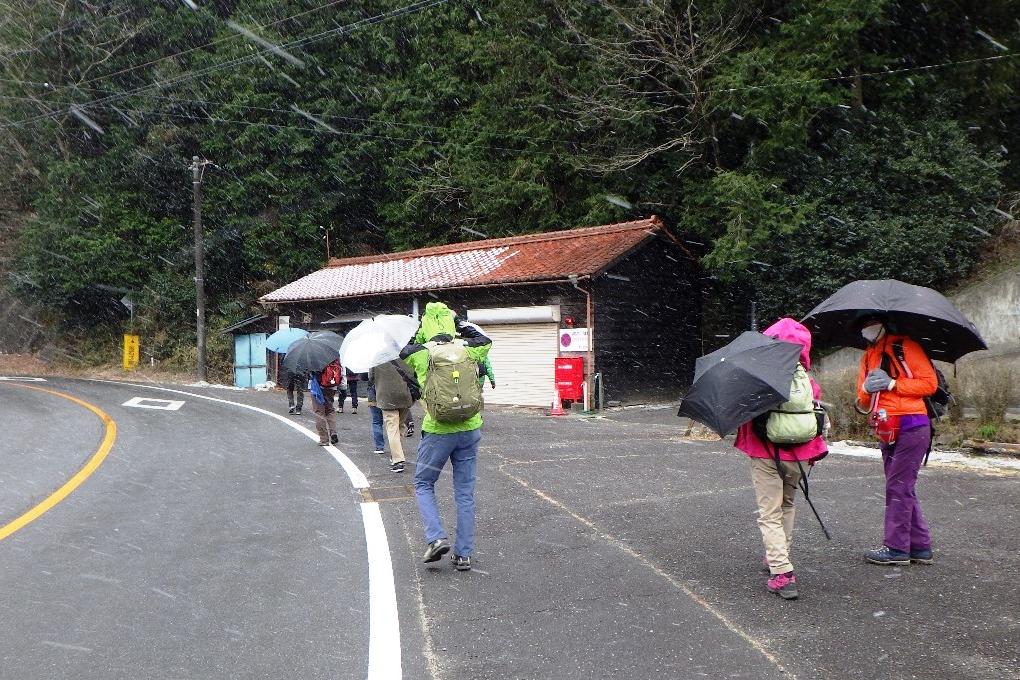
[864,546,910,565]
[330,433,339,445]
[374,449,386,456]
[423,538,451,563]
[910,548,934,565]
[288,406,296,414]
[294,408,301,415]
[391,461,405,473]
[766,571,798,600]
[451,554,471,571]
[351,408,358,415]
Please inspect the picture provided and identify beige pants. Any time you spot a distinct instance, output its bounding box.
[749,457,802,575]
[382,409,408,463]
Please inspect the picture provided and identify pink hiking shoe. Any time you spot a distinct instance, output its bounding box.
[766,571,798,600]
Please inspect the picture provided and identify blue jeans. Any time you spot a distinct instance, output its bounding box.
[414,429,481,557]
[370,406,385,450]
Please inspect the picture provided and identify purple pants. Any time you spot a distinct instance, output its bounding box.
[880,425,931,552]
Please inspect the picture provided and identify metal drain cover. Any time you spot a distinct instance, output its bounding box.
[361,485,415,503]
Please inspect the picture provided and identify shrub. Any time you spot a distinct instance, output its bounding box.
[160,330,233,384]
[816,368,871,441]
[945,373,964,422]
[977,424,998,440]
[962,365,1016,426]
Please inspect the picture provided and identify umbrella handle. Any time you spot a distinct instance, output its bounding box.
[854,392,879,415]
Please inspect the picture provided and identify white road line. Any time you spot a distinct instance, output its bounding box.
[88,379,397,679]
[362,502,402,680]
[122,396,186,411]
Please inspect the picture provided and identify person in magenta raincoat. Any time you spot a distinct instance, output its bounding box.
[734,317,827,600]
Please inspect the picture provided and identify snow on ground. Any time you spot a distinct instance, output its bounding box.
[828,440,1020,473]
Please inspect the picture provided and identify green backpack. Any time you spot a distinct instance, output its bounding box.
[765,364,820,445]
[424,339,483,423]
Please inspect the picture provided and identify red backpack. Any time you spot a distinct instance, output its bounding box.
[319,360,342,387]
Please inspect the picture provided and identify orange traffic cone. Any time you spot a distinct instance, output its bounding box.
[548,388,566,416]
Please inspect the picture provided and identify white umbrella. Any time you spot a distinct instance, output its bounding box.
[338,314,421,373]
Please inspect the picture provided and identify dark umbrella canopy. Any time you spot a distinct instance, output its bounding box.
[801,279,986,363]
[281,336,340,376]
[678,331,803,437]
[308,330,344,350]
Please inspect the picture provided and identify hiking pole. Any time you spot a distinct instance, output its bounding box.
[796,461,831,540]
[771,446,832,539]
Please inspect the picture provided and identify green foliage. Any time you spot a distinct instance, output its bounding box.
[745,111,1003,320]
[1,0,1017,362]
[978,424,999,440]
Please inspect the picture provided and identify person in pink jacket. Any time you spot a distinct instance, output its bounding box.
[734,317,828,600]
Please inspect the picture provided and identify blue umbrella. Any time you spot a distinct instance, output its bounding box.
[266,327,308,353]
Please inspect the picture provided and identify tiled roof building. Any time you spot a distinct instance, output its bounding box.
[259,217,701,406]
[260,218,679,303]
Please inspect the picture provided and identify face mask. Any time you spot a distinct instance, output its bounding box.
[861,325,883,343]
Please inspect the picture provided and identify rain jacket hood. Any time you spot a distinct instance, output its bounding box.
[734,317,827,463]
[763,317,813,370]
[416,302,457,343]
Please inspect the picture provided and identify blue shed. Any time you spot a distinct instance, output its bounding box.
[223,314,275,388]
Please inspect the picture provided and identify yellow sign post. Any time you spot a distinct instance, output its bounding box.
[123,334,140,369]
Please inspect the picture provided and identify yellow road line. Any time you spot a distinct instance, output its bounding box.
[0,383,117,542]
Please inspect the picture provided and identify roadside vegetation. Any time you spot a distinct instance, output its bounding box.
[1,1,1017,364]
[819,363,1020,445]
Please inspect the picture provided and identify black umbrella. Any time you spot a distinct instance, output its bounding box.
[308,330,344,350]
[801,279,986,363]
[281,336,340,375]
[678,331,803,437]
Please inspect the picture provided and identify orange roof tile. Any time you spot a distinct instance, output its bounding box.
[260,217,678,303]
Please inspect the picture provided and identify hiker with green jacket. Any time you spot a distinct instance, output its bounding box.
[402,302,492,572]
[477,356,496,390]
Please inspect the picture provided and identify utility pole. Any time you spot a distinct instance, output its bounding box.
[320,224,331,260]
[192,155,208,383]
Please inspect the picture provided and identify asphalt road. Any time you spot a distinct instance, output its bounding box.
[2,378,1018,680]
[0,378,381,679]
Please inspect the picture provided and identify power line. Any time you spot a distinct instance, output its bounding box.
[4,46,1014,124]
[108,104,547,154]
[701,51,1020,97]
[3,47,1011,150]
[0,0,134,61]
[0,89,570,146]
[73,0,352,89]
[4,17,1012,149]
[2,0,449,130]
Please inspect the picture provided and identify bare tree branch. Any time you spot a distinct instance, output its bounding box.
[556,0,745,175]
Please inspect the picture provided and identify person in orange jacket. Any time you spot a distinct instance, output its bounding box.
[856,316,938,566]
